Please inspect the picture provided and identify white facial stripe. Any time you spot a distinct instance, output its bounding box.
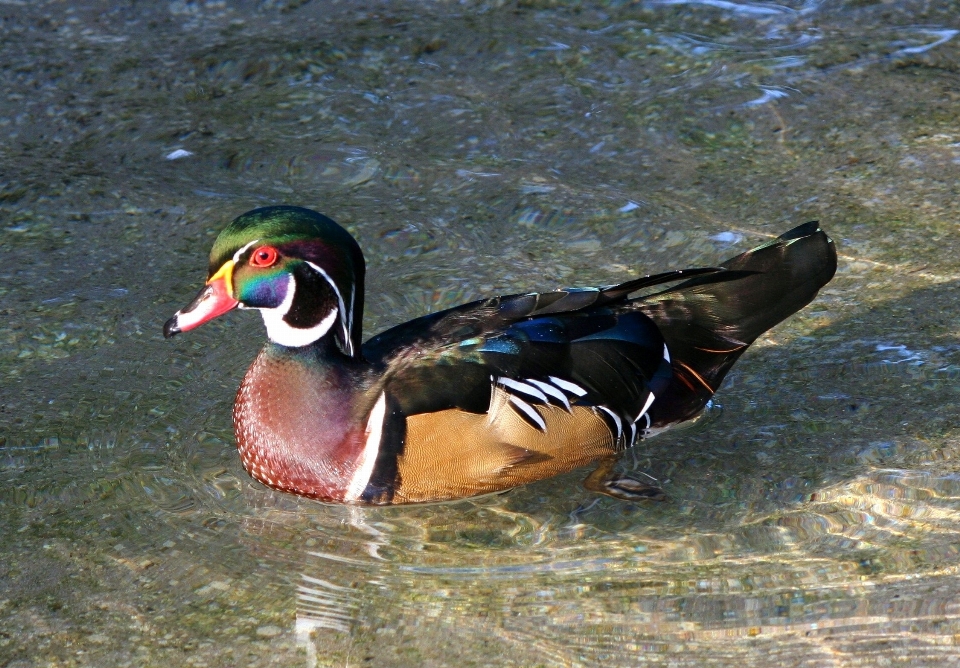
[509,395,547,431]
[233,239,261,263]
[597,405,622,438]
[306,261,353,357]
[663,343,671,363]
[526,378,572,412]
[347,283,355,349]
[548,376,588,397]
[260,274,339,347]
[345,392,386,502]
[498,377,548,403]
[634,392,656,424]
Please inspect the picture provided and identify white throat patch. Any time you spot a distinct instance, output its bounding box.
[259,274,338,347]
[344,391,387,502]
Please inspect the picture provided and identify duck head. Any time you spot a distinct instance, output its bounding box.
[163,206,364,356]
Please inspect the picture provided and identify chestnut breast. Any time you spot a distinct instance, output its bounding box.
[233,347,368,501]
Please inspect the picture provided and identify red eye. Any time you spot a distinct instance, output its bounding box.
[249,246,279,268]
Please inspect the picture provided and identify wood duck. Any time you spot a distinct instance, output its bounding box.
[164,206,836,505]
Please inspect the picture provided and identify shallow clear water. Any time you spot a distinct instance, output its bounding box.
[3,0,960,665]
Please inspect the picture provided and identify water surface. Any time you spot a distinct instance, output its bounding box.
[3,1,960,666]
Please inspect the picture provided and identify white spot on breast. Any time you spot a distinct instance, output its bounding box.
[344,392,386,502]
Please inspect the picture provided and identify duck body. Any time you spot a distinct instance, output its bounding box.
[165,206,837,505]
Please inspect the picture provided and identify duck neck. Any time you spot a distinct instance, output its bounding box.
[267,333,361,369]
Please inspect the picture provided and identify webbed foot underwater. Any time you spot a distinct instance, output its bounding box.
[164,206,837,505]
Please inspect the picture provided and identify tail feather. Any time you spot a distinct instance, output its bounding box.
[636,221,837,424]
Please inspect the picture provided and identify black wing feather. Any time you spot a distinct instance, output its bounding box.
[362,221,836,438]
